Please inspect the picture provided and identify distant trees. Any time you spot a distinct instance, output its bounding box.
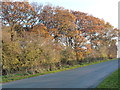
[1,1,119,75]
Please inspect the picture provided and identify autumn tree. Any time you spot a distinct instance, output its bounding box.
[1,2,119,75]
[1,1,37,40]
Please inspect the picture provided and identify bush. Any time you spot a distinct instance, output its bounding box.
[61,47,76,65]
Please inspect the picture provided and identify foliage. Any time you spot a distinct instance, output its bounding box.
[1,59,116,83]
[1,1,119,75]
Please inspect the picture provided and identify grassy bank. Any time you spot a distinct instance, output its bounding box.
[1,58,117,83]
[97,68,119,89]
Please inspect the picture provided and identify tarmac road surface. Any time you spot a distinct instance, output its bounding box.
[2,59,118,88]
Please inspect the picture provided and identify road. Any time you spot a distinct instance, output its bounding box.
[2,59,118,88]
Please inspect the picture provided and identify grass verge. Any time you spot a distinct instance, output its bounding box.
[97,68,119,89]
[1,58,117,83]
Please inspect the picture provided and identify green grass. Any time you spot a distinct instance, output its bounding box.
[97,68,119,89]
[0,58,117,83]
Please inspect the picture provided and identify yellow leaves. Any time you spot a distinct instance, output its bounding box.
[2,1,118,75]
[42,59,47,63]
[76,35,80,39]
[12,58,19,64]
[86,50,91,55]
[75,30,82,35]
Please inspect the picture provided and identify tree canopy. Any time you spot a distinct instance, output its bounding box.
[1,1,119,75]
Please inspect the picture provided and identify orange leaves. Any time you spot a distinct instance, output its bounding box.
[76,51,84,60]
[30,24,54,39]
[43,26,47,30]
[86,44,91,49]
[85,44,92,54]
[40,23,44,26]
[50,28,57,32]
[74,30,82,35]
[2,1,118,49]
[24,23,32,25]
[53,8,76,32]
[75,30,79,34]
[2,1,35,26]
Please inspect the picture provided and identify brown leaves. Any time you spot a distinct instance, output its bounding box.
[2,2,118,58]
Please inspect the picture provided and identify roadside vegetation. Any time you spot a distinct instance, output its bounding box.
[1,58,116,83]
[1,1,119,83]
[97,68,119,89]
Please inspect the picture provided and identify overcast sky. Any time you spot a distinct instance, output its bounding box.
[28,0,119,28]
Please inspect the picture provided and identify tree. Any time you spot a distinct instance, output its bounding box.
[1,1,37,41]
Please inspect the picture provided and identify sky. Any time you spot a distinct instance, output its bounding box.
[27,0,119,28]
